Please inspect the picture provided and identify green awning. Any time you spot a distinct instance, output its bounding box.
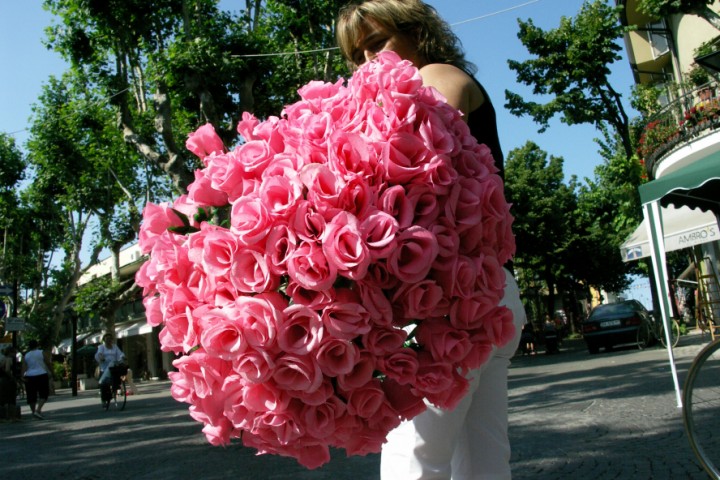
[639,154,720,214]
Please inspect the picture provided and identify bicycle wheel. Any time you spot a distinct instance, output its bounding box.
[683,338,720,478]
[636,320,652,350]
[660,319,681,348]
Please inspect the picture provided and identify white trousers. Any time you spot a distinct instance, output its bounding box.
[380,269,526,480]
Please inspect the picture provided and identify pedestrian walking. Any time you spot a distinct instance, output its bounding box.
[22,340,52,419]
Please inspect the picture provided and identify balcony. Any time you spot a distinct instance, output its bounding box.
[638,82,720,179]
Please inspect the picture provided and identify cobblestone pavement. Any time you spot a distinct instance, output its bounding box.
[509,331,710,480]
[1,331,712,479]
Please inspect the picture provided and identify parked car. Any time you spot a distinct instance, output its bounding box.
[581,300,653,354]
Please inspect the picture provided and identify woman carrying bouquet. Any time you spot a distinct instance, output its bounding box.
[336,1,526,478]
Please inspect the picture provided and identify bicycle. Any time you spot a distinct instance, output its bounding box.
[683,337,720,479]
[100,363,128,411]
[636,314,680,349]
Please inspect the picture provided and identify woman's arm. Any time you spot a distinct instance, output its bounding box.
[418,63,483,121]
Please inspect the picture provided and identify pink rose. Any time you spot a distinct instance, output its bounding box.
[297,78,345,102]
[362,326,406,356]
[425,155,458,195]
[242,382,290,413]
[355,280,393,326]
[264,223,297,276]
[143,295,163,326]
[188,169,229,207]
[204,150,251,201]
[363,261,400,290]
[379,185,415,229]
[424,369,469,410]
[228,293,285,350]
[287,241,337,292]
[198,305,249,360]
[299,163,343,219]
[377,348,418,385]
[336,175,375,220]
[230,196,272,246]
[345,379,385,419]
[381,378,427,420]
[322,211,370,280]
[259,174,303,220]
[449,295,498,331]
[200,226,240,278]
[416,320,472,364]
[454,144,494,180]
[446,177,485,232]
[412,351,454,396]
[429,219,460,269]
[236,139,274,175]
[392,279,445,320]
[336,350,376,391]
[320,288,371,340]
[290,378,335,406]
[387,226,438,283]
[360,210,399,260]
[315,337,360,377]
[234,347,276,384]
[186,123,225,163]
[406,183,441,228]
[382,131,431,184]
[433,255,478,300]
[286,281,335,310]
[292,200,326,243]
[272,353,323,393]
[474,253,506,297]
[229,247,279,294]
[138,202,186,254]
[301,395,346,439]
[479,305,516,348]
[278,304,324,355]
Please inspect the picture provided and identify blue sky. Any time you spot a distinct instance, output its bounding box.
[2,0,637,183]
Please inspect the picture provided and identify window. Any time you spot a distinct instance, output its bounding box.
[648,21,670,59]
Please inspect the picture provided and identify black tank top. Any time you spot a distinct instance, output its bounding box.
[466,77,504,181]
[465,76,514,270]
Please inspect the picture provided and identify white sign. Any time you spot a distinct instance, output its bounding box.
[5,317,25,332]
[0,285,12,296]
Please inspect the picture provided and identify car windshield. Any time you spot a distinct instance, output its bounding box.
[591,302,640,318]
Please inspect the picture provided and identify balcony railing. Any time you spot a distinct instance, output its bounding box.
[638,82,720,177]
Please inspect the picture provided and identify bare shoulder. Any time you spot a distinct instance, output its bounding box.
[418,63,484,114]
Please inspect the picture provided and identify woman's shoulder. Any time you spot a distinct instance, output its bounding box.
[418,63,484,114]
[418,63,473,84]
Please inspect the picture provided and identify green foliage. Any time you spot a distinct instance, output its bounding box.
[73,276,127,319]
[505,0,633,159]
[638,0,715,18]
[505,141,577,313]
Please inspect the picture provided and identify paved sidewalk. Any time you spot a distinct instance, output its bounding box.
[508,331,709,479]
[0,331,712,479]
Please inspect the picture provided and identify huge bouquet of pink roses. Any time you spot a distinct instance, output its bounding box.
[135,52,516,469]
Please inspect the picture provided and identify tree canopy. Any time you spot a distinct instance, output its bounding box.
[505,0,634,160]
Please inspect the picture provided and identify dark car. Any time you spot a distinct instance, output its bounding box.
[582,300,652,354]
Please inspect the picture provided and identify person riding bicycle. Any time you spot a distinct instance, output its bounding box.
[94,334,125,402]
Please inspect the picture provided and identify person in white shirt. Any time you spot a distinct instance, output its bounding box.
[22,340,52,419]
[94,334,125,402]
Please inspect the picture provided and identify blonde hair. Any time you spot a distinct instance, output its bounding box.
[336,0,475,74]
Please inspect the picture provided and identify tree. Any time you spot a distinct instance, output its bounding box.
[505,0,634,160]
[504,141,577,318]
[43,0,349,194]
[25,72,153,341]
[638,0,720,30]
